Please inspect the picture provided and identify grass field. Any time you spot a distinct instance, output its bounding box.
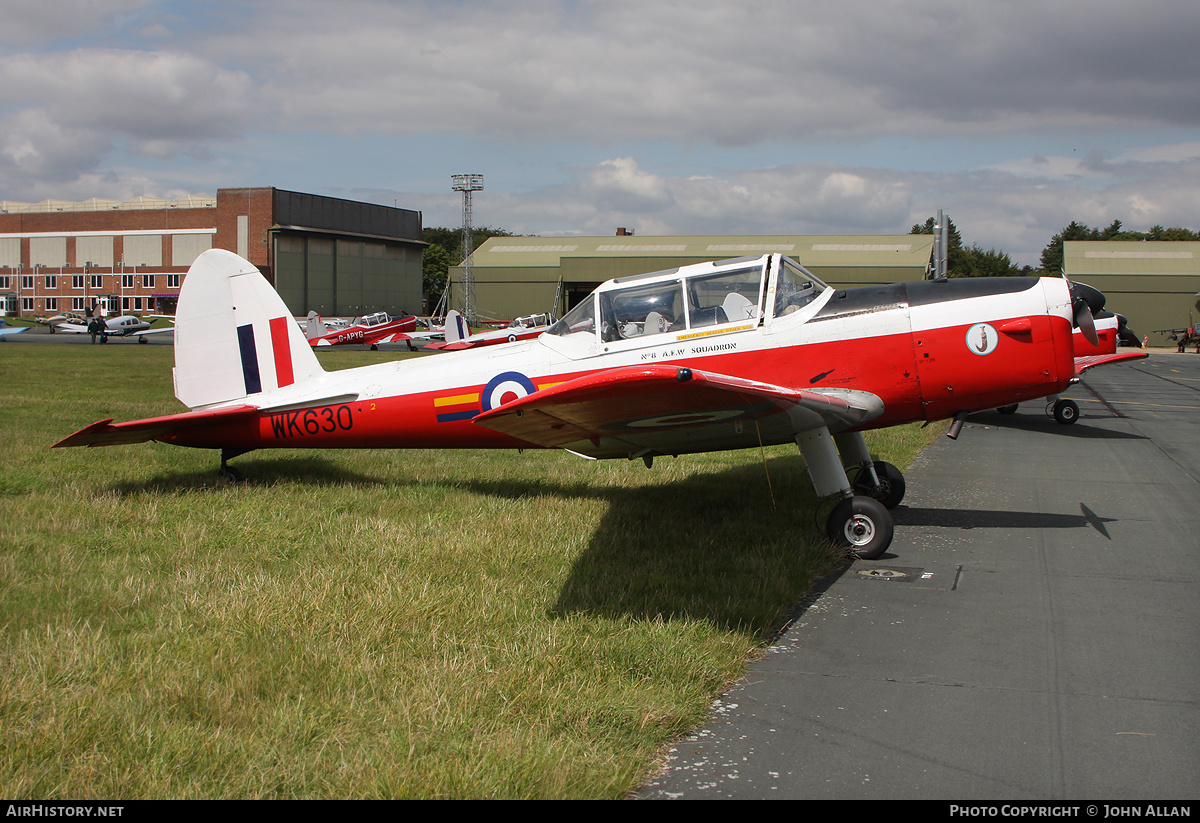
[0,344,939,798]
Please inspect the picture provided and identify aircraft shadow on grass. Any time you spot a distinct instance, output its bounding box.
[105,449,1120,631]
[108,455,392,496]
[447,454,832,635]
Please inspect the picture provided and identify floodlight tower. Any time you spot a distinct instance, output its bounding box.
[451,173,484,323]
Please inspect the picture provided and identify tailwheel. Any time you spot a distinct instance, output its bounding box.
[219,448,248,482]
[851,460,906,510]
[827,496,893,560]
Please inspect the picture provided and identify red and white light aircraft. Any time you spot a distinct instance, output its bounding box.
[304,310,417,349]
[55,249,1146,559]
[424,310,553,350]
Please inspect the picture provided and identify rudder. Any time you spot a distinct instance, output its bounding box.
[173,249,323,409]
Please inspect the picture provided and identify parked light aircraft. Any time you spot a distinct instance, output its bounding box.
[304,310,418,349]
[55,249,1147,559]
[997,292,1142,423]
[36,311,86,332]
[424,310,554,350]
[54,315,173,342]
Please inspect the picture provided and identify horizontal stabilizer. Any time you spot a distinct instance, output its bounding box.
[53,405,260,448]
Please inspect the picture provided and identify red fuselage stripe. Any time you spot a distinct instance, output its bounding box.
[270,317,295,387]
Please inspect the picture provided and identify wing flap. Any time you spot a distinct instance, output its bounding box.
[472,365,883,450]
[53,405,260,448]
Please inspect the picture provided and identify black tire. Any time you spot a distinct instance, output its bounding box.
[827,496,893,560]
[997,404,1018,414]
[851,460,906,509]
[1053,399,1079,425]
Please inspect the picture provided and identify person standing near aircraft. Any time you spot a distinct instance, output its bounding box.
[87,316,102,344]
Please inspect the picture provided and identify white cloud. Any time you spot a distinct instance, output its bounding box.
[0,0,1197,269]
[0,49,253,145]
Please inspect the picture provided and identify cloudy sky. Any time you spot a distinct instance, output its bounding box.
[2,0,1198,266]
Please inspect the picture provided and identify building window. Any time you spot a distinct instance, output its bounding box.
[167,274,181,288]
[21,297,33,311]
[0,276,9,289]
[134,297,142,311]
[90,274,103,289]
[122,274,134,289]
[46,298,57,311]
[142,274,154,288]
[72,275,84,289]
[22,275,33,290]
[45,275,57,289]
[72,298,85,311]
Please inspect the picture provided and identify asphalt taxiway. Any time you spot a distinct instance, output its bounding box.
[639,353,1200,799]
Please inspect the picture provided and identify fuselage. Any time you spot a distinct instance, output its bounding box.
[162,256,1077,455]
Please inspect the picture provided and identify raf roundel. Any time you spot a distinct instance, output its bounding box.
[965,323,999,356]
[481,371,538,411]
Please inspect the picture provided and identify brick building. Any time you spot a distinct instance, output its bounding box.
[0,188,424,319]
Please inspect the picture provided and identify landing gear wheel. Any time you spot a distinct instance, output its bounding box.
[997,404,1018,414]
[827,496,893,560]
[1053,398,1079,425]
[219,464,244,482]
[137,336,148,344]
[851,460,906,510]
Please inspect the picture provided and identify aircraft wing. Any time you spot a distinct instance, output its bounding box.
[0,326,29,337]
[53,405,260,448]
[1073,351,1148,375]
[132,327,174,337]
[471,364,883,457]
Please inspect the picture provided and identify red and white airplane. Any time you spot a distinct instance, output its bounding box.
[998,285,1142,424]
[304,310,417,349]
[424,310,553,350]
[55,248,1146,559]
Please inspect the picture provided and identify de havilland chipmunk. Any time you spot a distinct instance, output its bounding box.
[424,310,554,350]
[304,310,420,349]
[54,248,1147,559]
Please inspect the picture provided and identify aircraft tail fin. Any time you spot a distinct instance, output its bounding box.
[305,311,323,340]
[443,309,470,345]
[173,249,323,409]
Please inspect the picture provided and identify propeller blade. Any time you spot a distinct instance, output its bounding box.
[1063,271,1101,347]
[1074,298,1099,347]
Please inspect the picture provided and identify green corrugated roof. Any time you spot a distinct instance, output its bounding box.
[1065,241,1200,276]
[471,234,933,268]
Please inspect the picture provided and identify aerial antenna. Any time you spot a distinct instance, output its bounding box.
[451,173,484,324]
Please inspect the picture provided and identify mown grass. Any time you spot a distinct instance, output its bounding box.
[0,344,938,798]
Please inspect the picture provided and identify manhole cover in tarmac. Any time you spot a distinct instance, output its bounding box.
[855,567,914,581]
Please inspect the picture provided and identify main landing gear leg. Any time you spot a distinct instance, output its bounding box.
[836,432,906,511]
[796,428,894,560]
